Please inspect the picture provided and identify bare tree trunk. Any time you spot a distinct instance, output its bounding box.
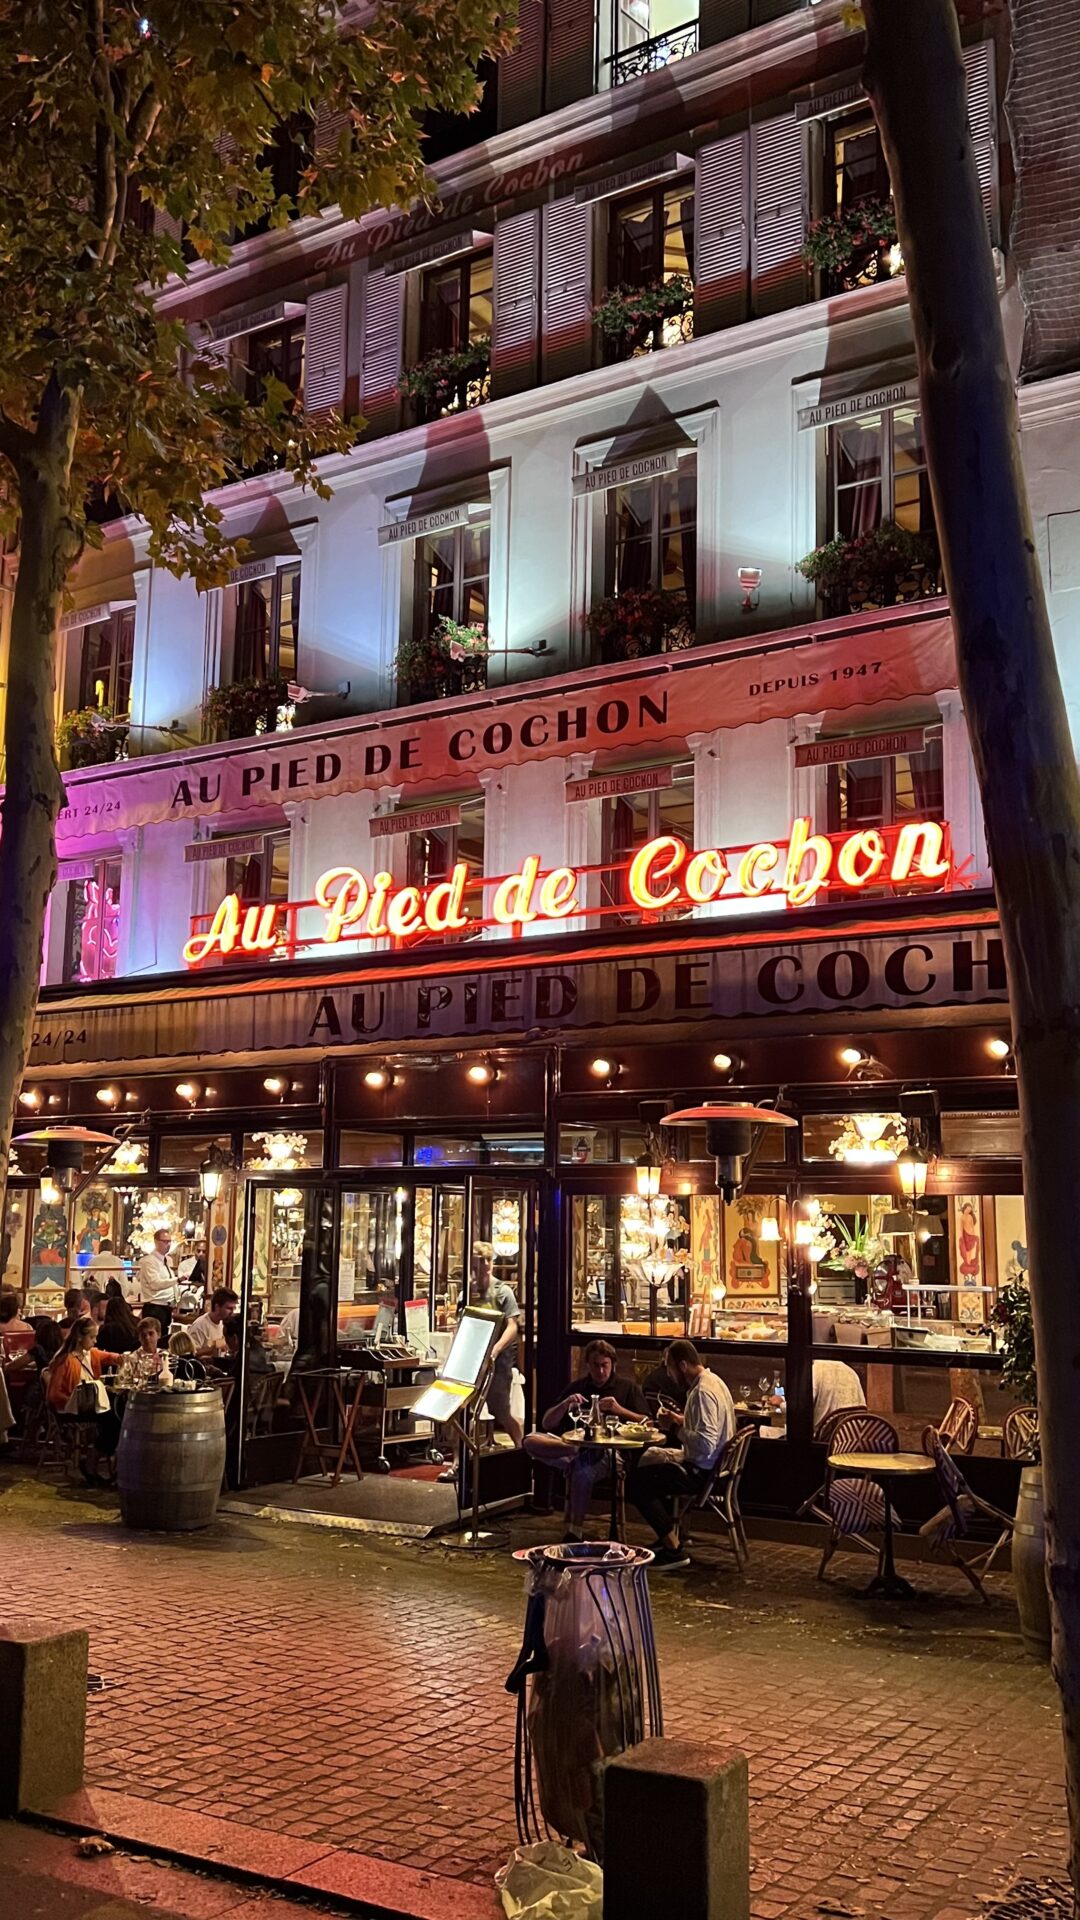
[862,0,1080,1903]
[0,393,81,1177]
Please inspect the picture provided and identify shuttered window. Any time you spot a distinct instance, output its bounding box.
[962,40,998,237]
[497,0,544,132]
[698,0,749,48]
[492,209,541,398]
[694,132,750,334]
[547,0,597,111]
[303,283,348,416]
[750,112,809,316]
[360,268,405,435]
[542,198,594,384]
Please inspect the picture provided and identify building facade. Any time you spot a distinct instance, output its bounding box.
[5,0,1076,1497]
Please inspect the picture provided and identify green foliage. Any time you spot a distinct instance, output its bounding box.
[586,588,693,661]
[801,196,898,273]
[591,275,694,343]
[397,617,488,699]
[992,1280,1038,1409]
[796,520,939,599]
[56,705,128,769]
[202,676,290,741]
[0,0,512,581]
[399,338,491,411]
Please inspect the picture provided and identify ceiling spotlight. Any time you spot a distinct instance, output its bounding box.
[839,1047,865,1068]
[466,1059,496,1086]
[47,1095,62,1107]
[712,1052,742,1075]
[364,1064,393,1090]
[175,1081,200,1105]
[18,1089,41,1109]
[263,1075,287,1096]
[986,1037,1012,1061]
[840,1046,890,1082]
[95,1087,121,1108]
[589,1056,618,1080]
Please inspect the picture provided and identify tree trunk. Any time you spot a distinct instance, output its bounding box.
[0,435,80,1179]
[862,0,1080,1903]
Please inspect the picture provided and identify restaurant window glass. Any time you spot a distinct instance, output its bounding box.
[599,765,693,919]
[403,796,485,935]
[2,1189,28,1294]
[607,1,700,84]
[559,1125,617,1164]
[226,563,300,687]
[824,732,944,834]
[78,608,135,715]
[570,1189,787,1345]
[220,828,291,906]
[242,1129,323,1172]
[337,1131,405,1168]
[337,1185,405,1348]
[158,1133,234,1176]
[940,1111,1022,1159]
[600,464,696,645]
[606,180,695,348]
[63,858,121,983]
[828,404,934,543]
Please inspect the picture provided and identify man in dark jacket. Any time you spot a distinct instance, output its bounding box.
[525,1339,648,1542]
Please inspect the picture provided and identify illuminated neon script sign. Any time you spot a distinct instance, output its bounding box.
[183,817,953,967]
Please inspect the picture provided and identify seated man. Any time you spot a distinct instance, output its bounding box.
[187,1287,239,1358]
[633,1338,736,1570]
[525,1339,648,1542]
[812,1357,864,1430]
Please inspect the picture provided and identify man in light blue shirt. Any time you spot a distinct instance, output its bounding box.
[633,1339,735,1570]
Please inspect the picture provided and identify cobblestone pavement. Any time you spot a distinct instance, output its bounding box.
[0,1469,1067,1920]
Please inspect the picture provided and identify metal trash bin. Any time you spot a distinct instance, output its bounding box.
[505,1543,662,1861]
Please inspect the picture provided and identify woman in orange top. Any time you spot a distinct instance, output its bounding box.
[45,1317,121,1483]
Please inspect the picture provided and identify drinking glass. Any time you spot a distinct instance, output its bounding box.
[605,1413,620,1439]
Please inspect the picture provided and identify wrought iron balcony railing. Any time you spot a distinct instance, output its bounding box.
[609,19,699,85]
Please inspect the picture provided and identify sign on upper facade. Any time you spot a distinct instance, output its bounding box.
[797,380,919,431]
[572,450,680,496]
[794,726,928,768]
[574,154,692,204]
[377,502,473,546]
[370,805,462,838]
[566,767,673,803]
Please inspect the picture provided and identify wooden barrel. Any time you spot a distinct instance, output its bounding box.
[116,1388,227,1532]
[1011,1465,1051,1662]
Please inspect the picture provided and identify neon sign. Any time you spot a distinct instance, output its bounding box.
[182,817,953,967]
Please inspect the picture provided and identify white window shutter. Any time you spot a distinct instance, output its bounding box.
[492,210,540,398]
[314,101,350,160]
[694,132,750,335]
[963,41,998,237]
[542,198,593,384]
[497,0,544,133]
[154,207,182,244]
[304,283,348,416]
[360,267,404,432]
[750,113,809,316]
[546,0,596,112]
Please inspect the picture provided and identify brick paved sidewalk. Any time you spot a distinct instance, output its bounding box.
[0,1469,1067,1920]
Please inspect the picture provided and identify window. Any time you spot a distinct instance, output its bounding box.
[608,0,699,85]
[829,405,934,542]
[243,319,305,405]
[64,859,121,983]
[600,766,694,918]
[595,465,697,659]
[824,733,944,834]
[419,252,493,358]
[404,796,485,933]
[817,110,897,292]
[604,182,695,357]
[219,829,291,905]
[399,515,490,703]
[830,109,891,215]
[230,565,300,685]
[78,609,135,715]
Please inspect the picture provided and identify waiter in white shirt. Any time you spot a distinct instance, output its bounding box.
[633,1338,736,1571]
[135,1229,178,1338]
[86,1238,137,1304]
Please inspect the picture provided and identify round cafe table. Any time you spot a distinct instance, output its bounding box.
[564,1429,661,1542]
[828,1450,937,1600]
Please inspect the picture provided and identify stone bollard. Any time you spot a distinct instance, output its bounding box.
[603,1736,750,1920]
[0,1618,89,1815]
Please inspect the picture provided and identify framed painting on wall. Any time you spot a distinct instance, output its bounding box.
[723,1196,781,1299]
[952,1194,990,1324]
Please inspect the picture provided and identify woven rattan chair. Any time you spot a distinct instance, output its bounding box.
[922,1397,979,1457]
[920,1427,1015,1600]
[1002,1405,1039,1461]
[817,1410,899,1579]
[678,1424,755,1567]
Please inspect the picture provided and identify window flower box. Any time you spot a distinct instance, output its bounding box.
[397,617,489,705]
[202,676,290,743]
[592,275,694,359]
[586,588,694,664]
[797,522,942,617]
[57,706,129,770]
[398,338,491,421]
[802,196,901,293]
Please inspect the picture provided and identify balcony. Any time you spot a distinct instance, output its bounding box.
[593,276,695,365]
[202,677,291,743]
[608,19,699,86]
[586,588,694,665]
[57,708,129,772]
[396,619,489,707]
[802,197,903,298]
[399,339,491,425]
[796,524,943,621]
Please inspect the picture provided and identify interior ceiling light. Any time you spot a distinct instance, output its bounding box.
[589,1056,617,1079]
[466,1058,496,1086]
[263,1075,287,1096]
[18,1089,41,1108]
[95,1087,121,1107]
[986,1037,1012,1061]
[364,1064,393,1090]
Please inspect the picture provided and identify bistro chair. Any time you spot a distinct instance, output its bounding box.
[678,1424,756,1567]
[33,1402,95,1482]
[1002,1405,1039,1461]
[796,1403,870,1528]
[817,1410,899,1580]
[923,1396,979,1457]
[920,1427,1015,1601]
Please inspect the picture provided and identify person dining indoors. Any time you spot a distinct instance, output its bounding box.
[0,1289,34,1357]
[187,1288,238,1358]
[98,1287,141,1355]
[134,1230,178,1337]
[525,1339,648,1543]
[45,1317,123,1483]
[632,1339,736,1571]
[59,1287,91,1330]
[812,1358,865,1430]
[115,1316,174,1393]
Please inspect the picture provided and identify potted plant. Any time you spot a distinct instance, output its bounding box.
[992,1278,1050,1659]
[591,274,694,357]
[797,519,941,615]
[57,705,129,770]
[202,676,289,742]
[801,195,900,291]
[398,337,491,418]
[397,617,488,704]
[586,587,693,663]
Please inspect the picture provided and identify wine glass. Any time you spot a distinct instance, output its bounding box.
[758,1374,771,1408]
